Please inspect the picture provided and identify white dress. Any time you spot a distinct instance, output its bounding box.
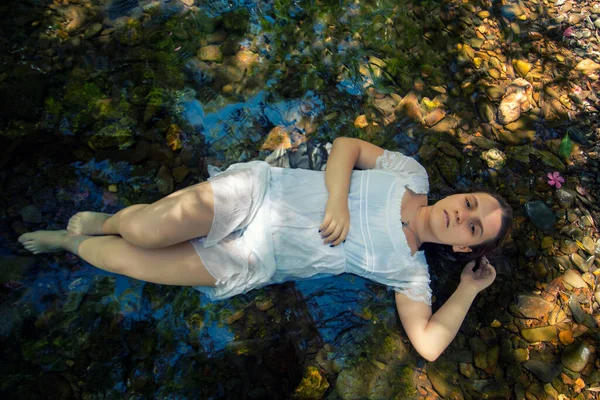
[190,150,432,305]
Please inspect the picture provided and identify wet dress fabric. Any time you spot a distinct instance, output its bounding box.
[190,150,432,305]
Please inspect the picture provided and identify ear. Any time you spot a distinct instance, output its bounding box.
[452,245,472,253]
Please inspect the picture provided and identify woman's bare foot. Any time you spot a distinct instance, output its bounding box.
[67,212,112,235]
[18,230,69,254]
[18,230,91,255]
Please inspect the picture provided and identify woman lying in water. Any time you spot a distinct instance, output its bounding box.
[19,137,512,361]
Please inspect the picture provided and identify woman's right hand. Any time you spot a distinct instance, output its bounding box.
[460,256,496,292]
[319,194,350,246]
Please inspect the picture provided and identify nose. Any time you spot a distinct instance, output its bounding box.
[455,209,465,224]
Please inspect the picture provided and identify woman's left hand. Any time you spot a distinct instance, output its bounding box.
[460,256,496,292]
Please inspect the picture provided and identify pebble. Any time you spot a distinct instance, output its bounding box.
[560,239,579,255]
[561,342,593,372]
[554,188,576,209]
[20,205,42,224]
[524,201,556,232]
[521,326,557,342]
[523,360,563,383]
[570,253,588,272]
[581,237,596,255]
[511,294,554,319]
[562,269,588,289]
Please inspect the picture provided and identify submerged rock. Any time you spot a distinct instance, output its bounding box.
[522,360,562,383]
[524,201,556,232]
[293,366,329,399]
[521,326,557,342]
[510,294,554,319]
[561,342,593,372]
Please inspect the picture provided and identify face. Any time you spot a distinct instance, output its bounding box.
[428,193,503,252]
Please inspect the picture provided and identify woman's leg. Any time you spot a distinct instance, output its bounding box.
[68,181,216,249]
[18,230,217,286]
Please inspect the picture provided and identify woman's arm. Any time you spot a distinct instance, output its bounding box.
[319,137,385,245]
[395,259,496,361]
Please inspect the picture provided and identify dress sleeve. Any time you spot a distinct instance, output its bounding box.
[374,150,429,194]
[393,282,432,306]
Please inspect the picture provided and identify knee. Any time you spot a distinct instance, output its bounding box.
[120,224,164,249]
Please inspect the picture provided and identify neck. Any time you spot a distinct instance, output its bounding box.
[411,205,437,246]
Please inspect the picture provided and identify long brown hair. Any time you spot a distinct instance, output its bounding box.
[421,192,513,266]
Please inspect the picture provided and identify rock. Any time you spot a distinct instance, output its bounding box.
[424,108,446,127]
[20,205,42,224]
[532,149,566,171]
[541,236,553,250]
[575,59,600,76]
[437,142,462,159]
[155,165,174,195]
[497,128,535,145]
[84,22,103,39]
[555,188,576,209]
[354,115,368,128]
[570,253,589,273]
[293,366,329,399]
[198,45,222,62]
[429,116,459,133]
[568,295,596,328]
[498,78,533,125]
[521,326,557,342]
[0,256,35,283]
[522,360,562,383]
[463,379,510,399]
[560,240,579,255]
[524,201,556,232]
[486,85,505,100]
[435,157,460,185]
[581,237,596,255]
[513,60,532,77]
[428,360,464,400]
[395,92,423,123]
[478,97,496,122]
[480,148,506,169]
[562,269,588,289]
[172,165,189,183]
[511,295,554,319]
[561,342,593,372]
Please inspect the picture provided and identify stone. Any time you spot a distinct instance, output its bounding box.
[293,366,330,399]
[541,236,553,250]
[561,342,593,372]
[497,128,535,145]
[568,295,596,328]
[560,240,579,255]
[435,157,460,185]
[521,326,557,342]
[486,85,505,100]
[354,115,368,128]
[198,45,222,62]
[523,360,562,383]
[513,60,532,77]
[84,22,103,39]
[570,253,589,273]
[437,142,462,159]
[428,360,464,400]
[581,237,596,255]
[524,201,556,232]
[463,379,510,399]
[562,269,588,289]
[555,188,576,209]
[511,294,554,319]
[20,205,42,224]
[480,148,506,169]
[424,108,446,127]
[430,116,459,133]
[395,92,423,123]
[498,78,533,125]
[575,59,600,76]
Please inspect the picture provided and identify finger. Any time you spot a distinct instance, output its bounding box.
[321,221,338,240]
[464,260,476,272]
[319,215,332,233]
[331,225,349,246]
[324,225,343,244]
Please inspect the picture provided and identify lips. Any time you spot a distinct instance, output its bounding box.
[444,210,449,228]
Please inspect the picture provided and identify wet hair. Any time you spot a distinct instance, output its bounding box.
[421,192,513,268]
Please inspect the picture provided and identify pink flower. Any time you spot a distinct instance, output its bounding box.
[547,171,565,188]
[563,26,574,38]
